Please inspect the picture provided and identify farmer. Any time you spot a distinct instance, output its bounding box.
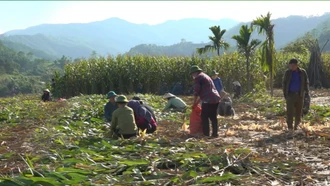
[163,93,187,112]
[41,89,52,102]
[210,70,224,94]
[171,82,184,95]
[190,65,221,138]
[108,95,138,139]
[232,81,242,99]
[218,91,235,117]
[131,96,157,121]
[128,100,157,134]
[104,91,118,123]
[282,58,310,130]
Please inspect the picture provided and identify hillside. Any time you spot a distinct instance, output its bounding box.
[223,13,330,49]
[3,14,330,58]
[0,36,57,60]
[2,18,239,58]
[127,13,330,56]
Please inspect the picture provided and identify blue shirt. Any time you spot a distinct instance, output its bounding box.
[289,71,301,93]
[212,77,223,94]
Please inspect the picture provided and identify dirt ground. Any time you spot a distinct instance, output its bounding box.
[0,89,329,185]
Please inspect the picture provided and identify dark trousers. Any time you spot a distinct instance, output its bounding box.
[201,103,219,137]
[115,131,137,139]
[286,92,304,130]
[138,122,157,134]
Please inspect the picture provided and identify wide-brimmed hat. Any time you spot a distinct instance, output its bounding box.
[189,65,202,74]
[106,91,117,99]
[116,95,128,103]
[233,81,241,86]
[44,89,50,93]
[164,93,176,99]
[211,70,219,76]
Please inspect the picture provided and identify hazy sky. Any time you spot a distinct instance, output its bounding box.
[1,1,330,34]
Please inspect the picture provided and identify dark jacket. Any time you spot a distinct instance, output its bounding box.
[282,67,309,98]
[41,93,52,102]
[104,102,118,122]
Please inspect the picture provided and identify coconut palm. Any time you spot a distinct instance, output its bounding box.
[197,25,230,56]
[232,25,261,92]
[252,12,276,96]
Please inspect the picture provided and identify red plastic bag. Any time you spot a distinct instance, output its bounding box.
[189,105,203,135]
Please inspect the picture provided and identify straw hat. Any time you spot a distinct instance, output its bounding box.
[164,93,176,99]
[44,89,50,93]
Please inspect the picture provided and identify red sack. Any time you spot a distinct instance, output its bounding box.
[189,105,203,135]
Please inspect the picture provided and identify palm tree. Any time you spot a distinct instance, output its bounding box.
[252,12,276,96]
[232,25,261,92]
[197,25,230,56]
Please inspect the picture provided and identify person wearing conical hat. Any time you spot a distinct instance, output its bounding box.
[210,70,224,94]
[104,91,118,122]
[108,95,138,139]
[41,89,52,102]
[163,93,187,112]
[190,65,220,138]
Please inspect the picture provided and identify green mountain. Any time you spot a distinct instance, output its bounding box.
[128,13,330,56]
[2,18,239,58]
[223,13,330,49]
[0,35,57,60]
[2,14,330,58]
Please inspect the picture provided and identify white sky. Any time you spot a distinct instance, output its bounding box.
[1,1,330,33]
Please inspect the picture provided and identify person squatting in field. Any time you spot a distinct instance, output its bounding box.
[108,95,138,139]
[127,99,157,134]
[131,96,156,121]
[104,91,118,123]
[218,90,235,117]
[41,89,52,102]
[190,65,221,138]
[210,70,224,94]
[163,93,187,112]
[282,58,310,131]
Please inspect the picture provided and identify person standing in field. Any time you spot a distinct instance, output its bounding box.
[104,91,118,123]
[163,93,187,112]
[108,95,138,139]
[232,81,242,99]
[282,58,310,131]
[210,70,224,94]
[190,65,221,138]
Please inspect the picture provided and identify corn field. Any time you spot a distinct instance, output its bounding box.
[53,52,330,98]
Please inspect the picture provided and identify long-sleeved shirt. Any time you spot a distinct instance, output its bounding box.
[163,97,187,111]
[110,106,137,135]
[282,67,309,98]
[212,77,223,94]
[104,102,118,122]
[194,72,220,104]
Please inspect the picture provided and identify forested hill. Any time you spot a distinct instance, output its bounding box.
[128,13,330,56]
[1,18,239,59]
[0,40,63,97]
[2,14,330,59]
